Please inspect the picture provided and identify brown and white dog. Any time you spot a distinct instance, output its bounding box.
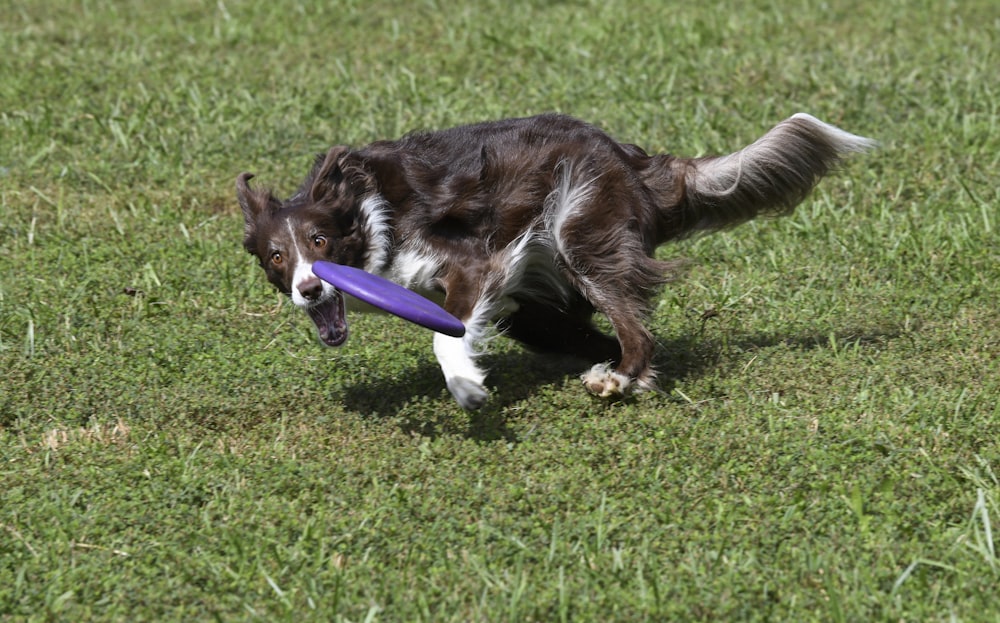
[237,113,873,409]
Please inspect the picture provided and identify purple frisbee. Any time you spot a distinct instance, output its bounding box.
[312,261,465,338]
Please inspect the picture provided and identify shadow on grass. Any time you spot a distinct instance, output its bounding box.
[341,323,905,441]
[650,322,908,410]
[341,348,589,443]
[653,322,904,375]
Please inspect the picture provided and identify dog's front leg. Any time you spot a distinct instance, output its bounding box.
[433,269,497,410]
[433,332,489,410]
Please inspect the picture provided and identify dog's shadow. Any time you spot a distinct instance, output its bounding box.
[341,323,904,441]
[342,347,588,442]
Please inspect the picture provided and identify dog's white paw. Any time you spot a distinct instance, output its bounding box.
[581,363,632,398]
[447,377,490,410]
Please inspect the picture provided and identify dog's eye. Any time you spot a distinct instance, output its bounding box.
[270,251,283,266]
[313,235,327,248]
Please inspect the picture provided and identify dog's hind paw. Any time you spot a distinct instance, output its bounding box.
[581,363,632,398]
[447,377,490,410]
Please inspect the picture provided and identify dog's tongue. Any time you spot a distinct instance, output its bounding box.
[305,291,348,346]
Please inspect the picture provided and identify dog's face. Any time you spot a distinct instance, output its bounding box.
[237,147,370,347]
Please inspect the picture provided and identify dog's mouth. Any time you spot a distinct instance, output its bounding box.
[305,289,349,347]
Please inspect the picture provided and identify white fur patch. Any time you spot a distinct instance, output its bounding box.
[359,194,393,273]
[290,261,315,307]
[386,246,443,293]
[544,160,598,264]
[493,229,573,306]
[434,333,488,410]
[693,114,877,200]
[580,363,632,398]
[286,221,331,308]
[434,333,486,384]
[431,290,502,410]
[788,113,880,153]
[541,161,603,301]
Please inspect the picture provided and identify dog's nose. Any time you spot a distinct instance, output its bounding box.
[298,277,324,301]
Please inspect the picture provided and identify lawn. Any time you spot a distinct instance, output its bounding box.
[1,0,998,620]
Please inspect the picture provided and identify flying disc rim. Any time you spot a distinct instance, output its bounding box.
[312,261,465,337]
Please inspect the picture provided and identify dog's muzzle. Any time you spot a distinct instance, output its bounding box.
[305,289,349,347]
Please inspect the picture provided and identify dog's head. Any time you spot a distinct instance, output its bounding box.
[237,146,374,347]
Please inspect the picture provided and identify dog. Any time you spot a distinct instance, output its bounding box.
[237,113,873,409]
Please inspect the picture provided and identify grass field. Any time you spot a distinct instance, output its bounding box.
[2,0,998,620]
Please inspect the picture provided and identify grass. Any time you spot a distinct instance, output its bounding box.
[1,0,998,620]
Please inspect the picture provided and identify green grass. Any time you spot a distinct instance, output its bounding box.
[2,0,998,620]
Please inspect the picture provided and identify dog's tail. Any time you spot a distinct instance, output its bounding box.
[658,114,875,241]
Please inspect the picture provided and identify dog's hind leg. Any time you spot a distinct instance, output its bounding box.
[546,169,671,399]
[557,254,665,398]
[578,309,657,398]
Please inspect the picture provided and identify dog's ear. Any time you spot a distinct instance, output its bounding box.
[310,145,352,203]
[236,172,273,249]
